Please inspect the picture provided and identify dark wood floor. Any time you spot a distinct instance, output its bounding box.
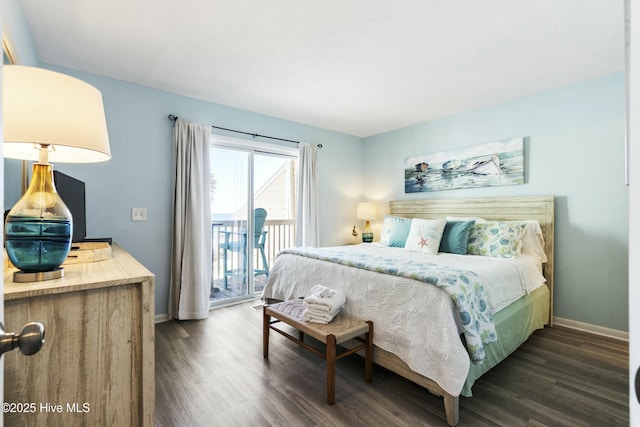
[155,301,629,426]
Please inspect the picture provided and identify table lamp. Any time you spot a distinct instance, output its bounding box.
[356,202,377,243]
[3,65,111,282]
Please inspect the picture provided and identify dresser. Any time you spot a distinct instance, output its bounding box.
[3,244,155,426]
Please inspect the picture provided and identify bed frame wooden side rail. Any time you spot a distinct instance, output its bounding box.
[386,195,555,426]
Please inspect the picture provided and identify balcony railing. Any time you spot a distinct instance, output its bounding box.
[212,219,296,284]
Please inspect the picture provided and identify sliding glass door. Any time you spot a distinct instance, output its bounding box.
[210,136,297,306]
[211,146,251,303]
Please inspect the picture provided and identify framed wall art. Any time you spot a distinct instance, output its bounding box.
[404,137,524,193]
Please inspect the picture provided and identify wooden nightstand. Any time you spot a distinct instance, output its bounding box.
[3,244,155,426]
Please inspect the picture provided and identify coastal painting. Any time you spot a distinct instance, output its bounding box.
[404,138,524,193]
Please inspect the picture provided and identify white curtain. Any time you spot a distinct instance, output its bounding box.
[169,119,212,320]
[296,142,319,247]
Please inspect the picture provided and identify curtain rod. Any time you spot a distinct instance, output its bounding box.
[168,114,322,148]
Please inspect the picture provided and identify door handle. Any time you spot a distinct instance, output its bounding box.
[0,322,45,357]
[636,366,640,404]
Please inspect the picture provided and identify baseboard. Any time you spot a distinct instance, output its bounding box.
[554,316,628,341]
[155,313,171,324]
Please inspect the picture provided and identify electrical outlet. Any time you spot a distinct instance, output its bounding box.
[132,208,147,221]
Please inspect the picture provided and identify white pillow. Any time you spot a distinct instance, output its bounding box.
[404,218,447,255]
[519,220,547,262]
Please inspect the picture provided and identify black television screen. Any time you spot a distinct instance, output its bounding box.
[53,171,86,243]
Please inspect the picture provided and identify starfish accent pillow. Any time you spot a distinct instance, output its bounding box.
[404,218,446,255]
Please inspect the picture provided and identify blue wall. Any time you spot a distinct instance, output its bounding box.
[2,0,38,207]
[364,73,628,331]
[1,0,37,66]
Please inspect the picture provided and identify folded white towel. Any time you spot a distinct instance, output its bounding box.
[305,304,341,319]
[303,287,346,313]
[309,284,335,298]
[303,308,340,324]
[304,301,341,313]
[303,294,343,323]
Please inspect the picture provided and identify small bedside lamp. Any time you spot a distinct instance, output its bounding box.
[3,65,111,282]
[356,202,377,243]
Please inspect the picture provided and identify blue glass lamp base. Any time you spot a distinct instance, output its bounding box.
[4,163,73,282]
[5,217,72,275]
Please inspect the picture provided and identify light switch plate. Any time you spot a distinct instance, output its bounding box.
[132,208,147,221]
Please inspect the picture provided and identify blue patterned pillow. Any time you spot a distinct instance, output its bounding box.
[439,220,475,255]
[380,215,412,247]
[467,221,527,258]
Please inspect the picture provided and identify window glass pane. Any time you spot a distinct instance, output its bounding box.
[211,147,250,302]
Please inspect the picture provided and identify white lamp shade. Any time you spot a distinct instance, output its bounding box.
[356,202,377,220]
[3,65,111,163]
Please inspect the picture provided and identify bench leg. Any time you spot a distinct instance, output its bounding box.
[326,334,336,405]
[263,307,270,359]
[365,321,373,383]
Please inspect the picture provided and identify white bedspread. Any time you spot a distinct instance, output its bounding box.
[261,244,545,396]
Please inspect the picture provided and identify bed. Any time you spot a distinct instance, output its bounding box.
[261,196,554,426]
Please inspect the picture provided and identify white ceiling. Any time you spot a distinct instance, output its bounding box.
[20,0,624,137]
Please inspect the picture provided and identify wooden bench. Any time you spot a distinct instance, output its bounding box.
[263,299,373,404]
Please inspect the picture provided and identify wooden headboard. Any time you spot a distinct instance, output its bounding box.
[390,196,555,322]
